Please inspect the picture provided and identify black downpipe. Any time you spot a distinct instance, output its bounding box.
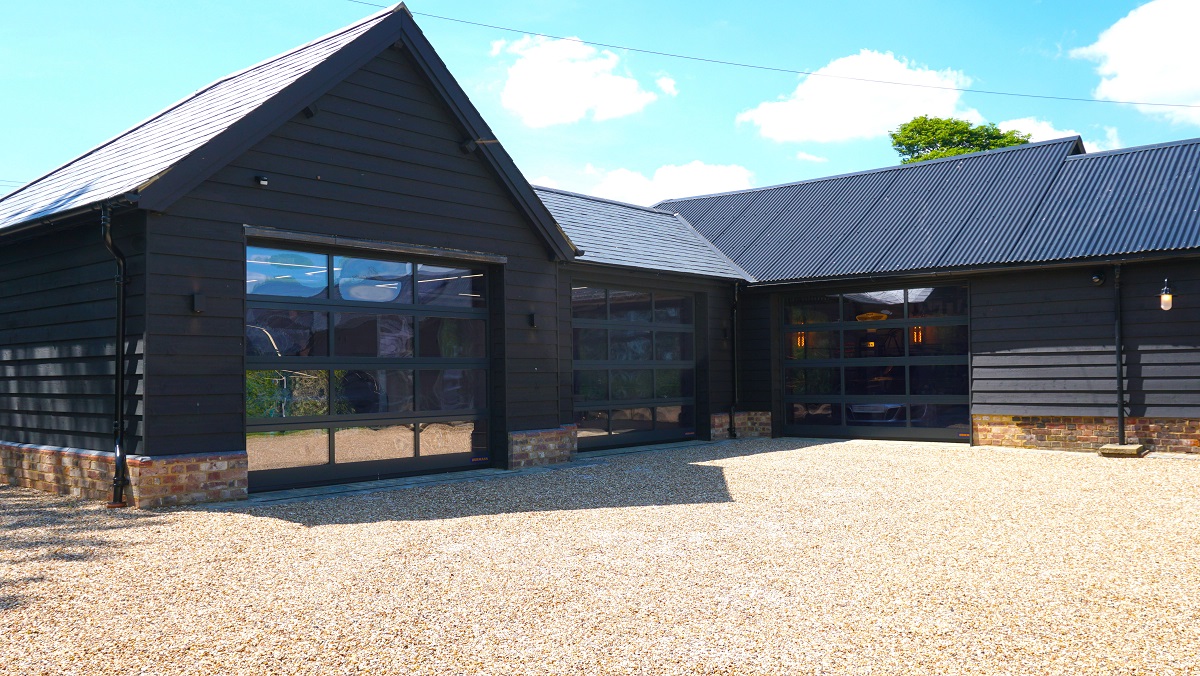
[1114,264,1126,445]
[102,202,130,508]
[728,282,740,439]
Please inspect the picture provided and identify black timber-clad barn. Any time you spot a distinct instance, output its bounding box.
[658,137,1200,449]
[3,5,1200,507]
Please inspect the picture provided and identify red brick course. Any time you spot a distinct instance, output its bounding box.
[972,415,1200,454]
[711,411,772,440]
[508,425,577,468]
[1,441,248,508]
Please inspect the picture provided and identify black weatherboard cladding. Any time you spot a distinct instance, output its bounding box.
[0,215,145,453]
[143,45,561,455]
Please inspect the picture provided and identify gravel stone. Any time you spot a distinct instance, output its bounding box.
[3,438,1200,674]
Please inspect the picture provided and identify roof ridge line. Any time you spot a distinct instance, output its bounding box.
[1065,135,1200,161]
[532,185,676,215]
[0,8,394,208]
[656,136,1084,206]
[671,212,756,282]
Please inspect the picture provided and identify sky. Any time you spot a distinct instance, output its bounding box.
[2,0,1198,206]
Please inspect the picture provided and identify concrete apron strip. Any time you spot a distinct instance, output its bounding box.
[205,440,718,509]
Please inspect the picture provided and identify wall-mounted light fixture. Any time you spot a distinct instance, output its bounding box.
[911,326,924,344]
[1161,278,1173,311]
[254,175,269,186]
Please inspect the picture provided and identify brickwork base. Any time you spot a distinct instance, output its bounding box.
[972,415,1200,454]
[1,441,248,508]
[508,425,577,469]
[711,411,773,441]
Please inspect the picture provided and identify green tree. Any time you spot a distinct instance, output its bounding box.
[889,116,1031,164]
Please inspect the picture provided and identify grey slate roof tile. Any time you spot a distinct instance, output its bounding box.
[534,187,751,281]
[0,12,386,230]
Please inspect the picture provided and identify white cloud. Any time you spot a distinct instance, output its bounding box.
[795,152,828,163]
[494,36,658,128]
[529,175,561,189]
[655,76,678,97]
[1071,0,1200,125]
[737,49,979,143]
[585,161,755,206]
[998,117,1122,152]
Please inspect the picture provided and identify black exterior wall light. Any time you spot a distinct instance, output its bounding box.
[1161,278,1173,311]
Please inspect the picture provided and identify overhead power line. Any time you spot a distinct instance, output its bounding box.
[345,0,1199,111]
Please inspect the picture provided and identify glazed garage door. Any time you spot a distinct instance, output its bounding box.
[781,285,970,442]
[243,244,491,491]
[571,285,698,449]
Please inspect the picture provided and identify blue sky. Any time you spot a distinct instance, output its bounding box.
[2,0,1197,205]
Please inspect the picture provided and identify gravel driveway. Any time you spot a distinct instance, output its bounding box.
[4,438,1199,674]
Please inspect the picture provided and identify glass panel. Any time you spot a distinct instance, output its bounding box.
[654,294,694,324]
[419,421,485,456]
[845,365,906,396]
[910,404,971,429]
[611,408,653,434]
[846,403,909,425]
[910,365,969,396]
[908,325,968,356]
[610,330,653,360]
[654,368,695,399]
[417,317,486,358]
[785,402,841,426]
[784,367,840,396]
[335,425,416,463]
[333,313,413,358]
[784,293,840,325]
[332,369,414,415]
[573,328,608,361]
[655,405,694,430]
[246,429,329,471]
[333,256,412,303]
[785,331,838,360]
[246,309,328,357]
[574,370,608,402]
[246,247,328,298]
[654,332,694,361]
[609,290,652,322]
[908,285,968,318]
[610,369,653,401]
[246,370,328,418]
[575,410,609,437]
[416,265,486,307]
[417,369,486,411]
[843,328,904,358]
[844,289,905,322]
[571,286,607,320]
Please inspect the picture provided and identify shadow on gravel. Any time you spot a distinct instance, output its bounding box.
[224,438,837,527]
[0,487,164,608]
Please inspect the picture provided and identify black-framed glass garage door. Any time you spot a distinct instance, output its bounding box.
[571,285,698,449]
[244,244,491,491]
[781,285,970,442]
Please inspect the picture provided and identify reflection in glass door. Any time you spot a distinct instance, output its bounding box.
[781,285,970,441]
[572,285,698,449]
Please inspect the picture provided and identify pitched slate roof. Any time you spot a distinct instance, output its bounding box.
[0,5,576,260]
[534,187,751,280]
[1012,137,1200,263]
[656,137,1084,283]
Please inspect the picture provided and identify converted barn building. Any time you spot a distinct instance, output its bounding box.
[2,5,1199,507]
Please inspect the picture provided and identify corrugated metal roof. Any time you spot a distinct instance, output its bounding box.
[534,187,752,280]
[1012,138,1200,263]
[656,138,1084,282]
[0,10,390,230]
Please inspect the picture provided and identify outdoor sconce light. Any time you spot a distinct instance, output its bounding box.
[254,175,269,186]
[1161,278,1173,311]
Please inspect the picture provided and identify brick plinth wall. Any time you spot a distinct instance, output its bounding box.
[1,441,248,508]
[508,425,577,468]
[972,415,1200,454]
[711,411,773,441]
